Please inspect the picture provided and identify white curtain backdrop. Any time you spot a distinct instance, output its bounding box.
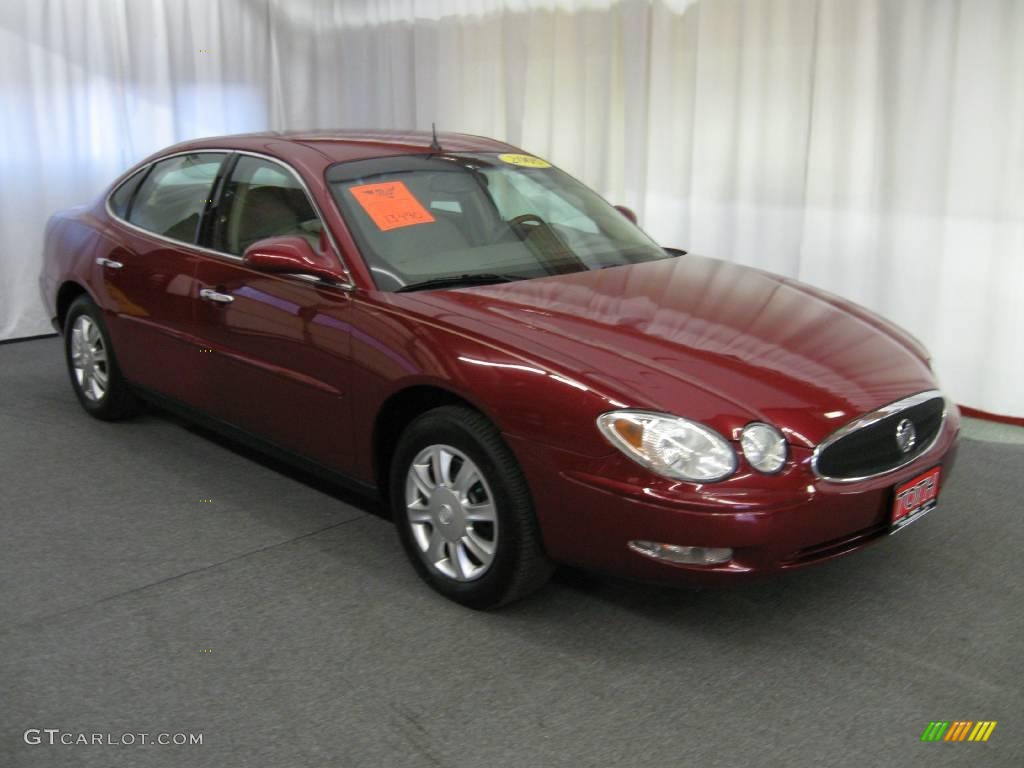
[1,0,1021,417]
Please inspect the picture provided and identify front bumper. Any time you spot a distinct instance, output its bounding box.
[505,410,960,586]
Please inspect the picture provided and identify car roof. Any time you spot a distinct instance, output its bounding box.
[164,130,522,165]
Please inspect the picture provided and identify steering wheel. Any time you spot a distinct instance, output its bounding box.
[486,213,545,244]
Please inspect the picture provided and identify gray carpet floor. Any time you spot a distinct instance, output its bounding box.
[1,337,1021,767]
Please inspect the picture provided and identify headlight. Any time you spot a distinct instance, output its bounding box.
[597,410,736,482]
[740,422,787,473]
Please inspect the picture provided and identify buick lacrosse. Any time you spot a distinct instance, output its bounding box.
[40,130,959,607]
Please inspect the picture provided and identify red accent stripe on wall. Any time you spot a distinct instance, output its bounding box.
[958,405,1024,428]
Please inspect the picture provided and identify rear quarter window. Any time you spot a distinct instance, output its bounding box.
[108,167,148,219]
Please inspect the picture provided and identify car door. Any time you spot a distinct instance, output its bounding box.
[191,153,356,472]
[97,151,228,403]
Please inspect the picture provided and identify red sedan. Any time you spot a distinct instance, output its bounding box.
[40,130,959,608]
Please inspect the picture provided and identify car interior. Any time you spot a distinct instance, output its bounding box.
[222,184,322,255]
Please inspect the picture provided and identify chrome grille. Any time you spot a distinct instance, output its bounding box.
[812,391,946,482]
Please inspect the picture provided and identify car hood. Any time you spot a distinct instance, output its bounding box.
[399,254,937,448]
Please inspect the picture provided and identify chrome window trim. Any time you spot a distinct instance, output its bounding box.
[103,147,357,292]
[811,390,947,484]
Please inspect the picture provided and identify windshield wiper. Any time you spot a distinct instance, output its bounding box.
[395,273,521,293]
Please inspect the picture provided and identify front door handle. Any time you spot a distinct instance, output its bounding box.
[200,288,234,304]
[96,257,123,269]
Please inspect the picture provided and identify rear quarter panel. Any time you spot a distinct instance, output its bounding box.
[40,205,107,329]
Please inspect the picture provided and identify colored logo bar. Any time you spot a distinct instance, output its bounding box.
[921,721,997,742]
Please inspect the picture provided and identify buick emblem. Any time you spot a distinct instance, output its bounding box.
[895,418,916,454]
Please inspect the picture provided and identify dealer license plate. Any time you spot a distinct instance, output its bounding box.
[891,466,941,532]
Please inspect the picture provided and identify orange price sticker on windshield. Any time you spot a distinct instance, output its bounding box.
[349,181,435,232]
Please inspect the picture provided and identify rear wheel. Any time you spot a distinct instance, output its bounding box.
[64,295,139,420]
[390,406,552,609]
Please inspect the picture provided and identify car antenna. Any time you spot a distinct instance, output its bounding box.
[429,122,443,154]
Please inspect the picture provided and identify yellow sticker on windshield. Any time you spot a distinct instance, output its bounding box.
[498,153,552,169]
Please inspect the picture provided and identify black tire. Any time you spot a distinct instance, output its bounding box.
[390,405,553,609]
[64,295,139,420]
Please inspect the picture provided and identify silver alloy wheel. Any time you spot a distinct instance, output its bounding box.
[70,315,109,402]
[405,444,498,582]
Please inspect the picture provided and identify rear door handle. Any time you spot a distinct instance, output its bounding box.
[96,257,123,269]
[200,288,234,304]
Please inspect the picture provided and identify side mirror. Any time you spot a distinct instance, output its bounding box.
[242,236,346,283]
[613,205,638,225]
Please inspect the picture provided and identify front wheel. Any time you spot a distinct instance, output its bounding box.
[390,406,552,609]
[64,295,139,420]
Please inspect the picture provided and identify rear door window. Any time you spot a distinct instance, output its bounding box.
[128,153,227,243]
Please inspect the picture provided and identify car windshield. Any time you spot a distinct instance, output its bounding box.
[325,153,669,291]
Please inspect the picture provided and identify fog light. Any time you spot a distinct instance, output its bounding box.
[628,540,733,565]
